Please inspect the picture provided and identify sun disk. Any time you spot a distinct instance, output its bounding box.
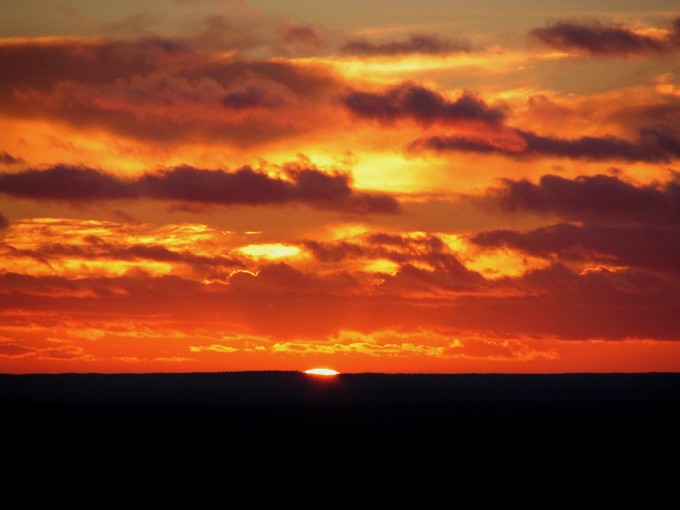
[304,368,340,376]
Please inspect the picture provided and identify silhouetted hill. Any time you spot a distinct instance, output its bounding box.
[1,372,679,434]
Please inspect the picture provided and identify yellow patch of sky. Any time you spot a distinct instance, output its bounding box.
[189,344,239,353]
[655,72,680,97]
[5,219,229,253]
[439,233,550,279]
[0,117,147,174]
[0,254,174,279]
[272,341,447,357]
[302,49,537,83]
[364,259,399,274]
[1,218,249,278]
[236,243,303,260]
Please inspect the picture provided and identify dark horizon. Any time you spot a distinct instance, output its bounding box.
[3,371,679,433]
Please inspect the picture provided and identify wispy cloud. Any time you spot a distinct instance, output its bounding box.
[341,34,471,56]
[412,127,680,162]
[530,18,680,56]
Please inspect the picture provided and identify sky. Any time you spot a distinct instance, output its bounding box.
[1,0,680,373]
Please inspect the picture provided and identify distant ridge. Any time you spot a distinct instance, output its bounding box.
[1,372,679,433]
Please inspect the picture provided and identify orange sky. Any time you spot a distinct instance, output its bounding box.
[1,1,680,373]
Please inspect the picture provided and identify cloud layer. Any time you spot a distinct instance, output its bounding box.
[2,9,680,372]
[530,18,680,56]
[341,34,471,56]
[0,163,399,214]
[413,127,680,162]
[485,173,680,225]
[343,82,506,125]
[0,36,342,147]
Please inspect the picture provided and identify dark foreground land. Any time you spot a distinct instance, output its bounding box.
[1,372,679,434]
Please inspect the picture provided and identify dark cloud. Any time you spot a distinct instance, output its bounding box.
[303,232,448,265]
[343,82,506,125]
[382,258,484,293]
[0,151,22,165]
[0,38,342,146]
[0,37,336,97]
[303,232,485,291]
[2,261,679,340]
[111,209,137,223]
[413,126,680,162]
[187,59,338,100]
[0,164,400,214]
[228,262,359,296]
[0,37,190,94]
[674,17,680,43]
[529,18,680,55]
[341,34,470,56]
[0,165,132,200]
[485,173,680,226]
[302,240,371,262]
[222,87,276,110]
[279,24,325,48]
[456,263,680,340]
[471,223,680,275]
[3,236,243,278]
[0,212,8,230]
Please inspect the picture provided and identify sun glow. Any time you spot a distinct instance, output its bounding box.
[237,243,302,259]
[303,368,340,376]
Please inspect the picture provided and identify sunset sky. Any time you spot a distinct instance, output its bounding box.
[2,0,680,373]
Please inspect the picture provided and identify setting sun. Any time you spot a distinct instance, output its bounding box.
[304,368,340,376]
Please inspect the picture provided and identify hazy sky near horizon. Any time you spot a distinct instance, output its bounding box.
[4,1,678,34]
[1,0,680,373]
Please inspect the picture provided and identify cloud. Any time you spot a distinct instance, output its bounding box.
[303,232,486,292]
[0,213,8,230]
[303,232,434,263]
[189,344,239,353]
[413,126,680,162]
[138,164,399,213]
[529,18,680,55]
[465,263,680,339]
[304,231,456,265]
[380,259,485,293]
[4,237,244,276]
[302,239,371,262]
[0,37,190,94]
[0,25,325,93]
[279,24,325,48]
[471,223,680,275]
[342,82,506,125]
[221,87,278,109]
[0,343,34,358]
[0,163,400,214]
[0,151,22,165]
[2,261,679,341]
[0,339,90,361]
[484,173,680,225]
[341,34,471,56]
[0,37,342,146]
[0,165,132,200]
